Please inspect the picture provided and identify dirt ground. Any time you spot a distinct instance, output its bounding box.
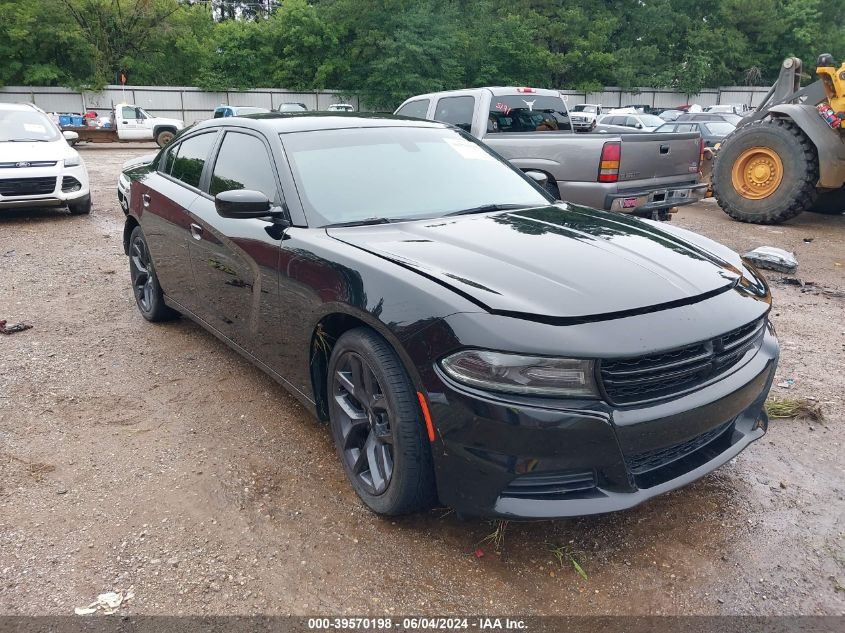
[1,147,843,617]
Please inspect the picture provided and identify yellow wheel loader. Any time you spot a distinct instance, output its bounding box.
[712,54,845,223]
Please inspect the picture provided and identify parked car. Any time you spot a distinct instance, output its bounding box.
[59,103,185,147]
[659,109,684,121]
[326,104,355,112]
[596,112,665,131]
[655,120,737,147]
[569,103,603,131]
[120,113,778,518]
[395,87,706,220]
[277,102,309,113]
[677,112,743,125]
[704,104,749,115]
[213,105,270,118]
[0,102,91,214]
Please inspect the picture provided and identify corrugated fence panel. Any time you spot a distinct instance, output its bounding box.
[182,90,228,110]
[33,91,84,113]
[227,91,273,108]
[131,89,184,110]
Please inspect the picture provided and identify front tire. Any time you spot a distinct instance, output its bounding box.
[327,328,437,516]
[68,195,91,215]
[712,118,819,224]
[128,226,177,322]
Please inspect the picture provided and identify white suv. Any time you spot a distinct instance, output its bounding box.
[0,103,91,214]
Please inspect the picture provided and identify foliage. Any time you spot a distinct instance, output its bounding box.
[2,0,842,108]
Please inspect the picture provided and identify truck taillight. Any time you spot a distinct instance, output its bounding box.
[598,141,621,183]
[516,87,537,93]
[698,138,705,173]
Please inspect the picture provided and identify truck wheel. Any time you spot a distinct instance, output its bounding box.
[155,129,175,148]
[807,186,845,215]
[712,118,818,224]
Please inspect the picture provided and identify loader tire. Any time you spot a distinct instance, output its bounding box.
[712,118,818,224]
[807,186,845,215]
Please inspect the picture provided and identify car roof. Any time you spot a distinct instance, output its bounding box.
[0,102,40,112]
[187,112,451,134]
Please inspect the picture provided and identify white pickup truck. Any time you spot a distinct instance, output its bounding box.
[60,104,186,147]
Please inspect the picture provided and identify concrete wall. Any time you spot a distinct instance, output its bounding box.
[0,84,775,120]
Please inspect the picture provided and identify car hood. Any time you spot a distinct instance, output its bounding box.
[0,139,75,163]
[327,205,746,322]
[122,153,157,170]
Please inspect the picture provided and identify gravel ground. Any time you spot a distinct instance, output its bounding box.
[0,148,843,616]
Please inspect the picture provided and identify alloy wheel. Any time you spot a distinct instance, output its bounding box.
[332,350,394,495]
[130,236,154,313]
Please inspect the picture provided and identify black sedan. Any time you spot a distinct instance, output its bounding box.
[121,114,779,518]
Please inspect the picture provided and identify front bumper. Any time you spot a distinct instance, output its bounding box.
[607,183,708,213]
[425,326,778,518]
[0,166,90,209]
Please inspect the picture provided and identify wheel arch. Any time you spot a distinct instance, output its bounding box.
[308,306,426,423]
[767,105,845,189]
[123,215,140,256]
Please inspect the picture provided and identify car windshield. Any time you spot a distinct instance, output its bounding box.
[488,95,571,132]
[702,121,736,136]
[573,105,597,113]
[279,104,307,112]
[235,107,267,115]
[0,109,61,142]
[282,126,550,226]
[639,114,665,127]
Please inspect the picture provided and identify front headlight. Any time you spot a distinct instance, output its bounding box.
[440,350,599,398]
[739,260,770,299]
[64,153,81,167]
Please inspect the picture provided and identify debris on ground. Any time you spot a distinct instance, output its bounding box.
[776,379,795,389]
[765,398,824,422]
[776,277,845,299]
[0,320,33,335]
[744,247,798,273]
[74,590,133,615]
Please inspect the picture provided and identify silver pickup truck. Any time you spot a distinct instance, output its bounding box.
[395,87,707,219]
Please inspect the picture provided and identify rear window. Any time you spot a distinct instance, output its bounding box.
[488,95,571,133]
[395,99,430,119]
[434,96,475,132]
[169,132,217,190]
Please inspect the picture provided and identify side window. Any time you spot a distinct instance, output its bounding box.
[170,132,217,190]
[395,99,430,119]
[609,116,623,125]
[676,124,696,133]
[121,106,136,120]
[433,96,475,132]
[625,116,640,128]
[210,131,279,203]
[160,142,179,175]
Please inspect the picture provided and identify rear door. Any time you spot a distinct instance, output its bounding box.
[186,128,286,364]
[135,130,219,311]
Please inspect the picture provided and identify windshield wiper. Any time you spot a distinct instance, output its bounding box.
[325,217,395,228]
[445,203,533,217]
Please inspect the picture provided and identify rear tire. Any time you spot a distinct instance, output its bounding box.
[327,328,437,516]
[128,226,177,322]
[155,129,175,148]
[713,118,818,224]
[807,186,845,215]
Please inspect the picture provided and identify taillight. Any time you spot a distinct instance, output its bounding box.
[598,141,621,183]
[516,87,537,93]
[698,137,705,173]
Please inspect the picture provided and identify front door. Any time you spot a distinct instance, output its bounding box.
[186,129,286,367]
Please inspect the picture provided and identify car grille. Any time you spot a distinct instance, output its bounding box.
[0,177,57,196]
[625,420,734,475]
[599,318,766,405]
[0,161,58,169]
[501,470,597,500]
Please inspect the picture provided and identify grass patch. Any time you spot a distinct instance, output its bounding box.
[547,542,588,580]
[765,397,824,422]
[479,519,509,551]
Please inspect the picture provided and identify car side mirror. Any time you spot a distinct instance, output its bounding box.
[524,170,549,188]
[215,189,272,219]
[635,123,643,129]
[63,130,79,142]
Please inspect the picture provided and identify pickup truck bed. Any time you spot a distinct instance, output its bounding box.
[395,87,707,218]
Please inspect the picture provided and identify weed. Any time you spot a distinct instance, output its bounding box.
[479,519,509,551]
[765,397,824,422]
[547,542,588,580]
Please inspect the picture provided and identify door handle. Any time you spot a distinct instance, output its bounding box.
[122,121,128,125]
[142,193,151,207]
[190,223,203,240]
